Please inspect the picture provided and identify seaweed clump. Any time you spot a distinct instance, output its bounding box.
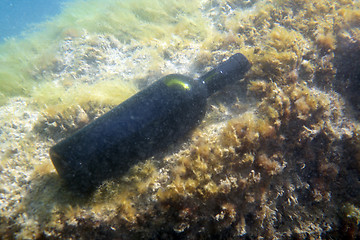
[2,0,360,239]
[140,79,347,239]
[334,7,360,115]
[28,81,355,239]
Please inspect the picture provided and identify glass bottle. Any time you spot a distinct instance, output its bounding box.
[50,53,251,192]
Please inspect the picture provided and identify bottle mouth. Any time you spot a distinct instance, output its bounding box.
[199,53,251,96]
[232,53,252,72]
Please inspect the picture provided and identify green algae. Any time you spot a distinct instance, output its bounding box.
[32,79,137,117]
[0,0,208,107]
[2,0,360,239]
[51,0,206,41]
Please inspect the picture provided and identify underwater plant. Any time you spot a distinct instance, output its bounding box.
[1,0,360,239]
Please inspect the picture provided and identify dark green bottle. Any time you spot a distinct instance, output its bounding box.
[50,53,251,192]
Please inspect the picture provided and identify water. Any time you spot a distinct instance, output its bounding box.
[0,0,70,42]
[0,0,360,239]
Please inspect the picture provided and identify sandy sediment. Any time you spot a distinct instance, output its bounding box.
[1,0,360,239]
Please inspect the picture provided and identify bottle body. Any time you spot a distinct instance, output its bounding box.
[50,74,207,192]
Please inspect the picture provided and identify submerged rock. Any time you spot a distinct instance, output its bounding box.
[1,0,360,239]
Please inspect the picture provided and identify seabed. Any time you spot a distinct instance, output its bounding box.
[1,0,360,239]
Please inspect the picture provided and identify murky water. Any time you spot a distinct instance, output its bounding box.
[1,0,360,239]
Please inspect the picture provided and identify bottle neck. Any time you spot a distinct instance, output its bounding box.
[198,53,251,97]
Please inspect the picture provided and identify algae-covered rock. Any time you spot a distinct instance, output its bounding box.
[1,0,360,239]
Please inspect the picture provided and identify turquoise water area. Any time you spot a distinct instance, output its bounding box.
[0,0,71,42]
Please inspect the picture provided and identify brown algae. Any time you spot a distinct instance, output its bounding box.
[1,0,360,239]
